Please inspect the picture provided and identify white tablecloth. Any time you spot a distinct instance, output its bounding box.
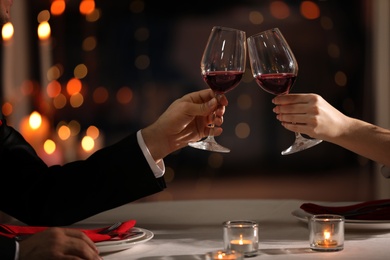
[75,199,390,259]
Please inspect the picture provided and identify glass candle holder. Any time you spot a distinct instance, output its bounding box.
[309,214,344,252]
[205,249,243,260]
[223,220,259,257]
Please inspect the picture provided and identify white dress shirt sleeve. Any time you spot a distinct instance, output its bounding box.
[136,130,165,178]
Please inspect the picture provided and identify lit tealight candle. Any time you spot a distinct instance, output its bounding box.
[316,230,338,248]
[223,220,259,257]
[205,250,243,260]
[309,214,344,252]
[230,235,253,253]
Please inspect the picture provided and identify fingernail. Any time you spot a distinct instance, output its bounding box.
[208,98,216,108]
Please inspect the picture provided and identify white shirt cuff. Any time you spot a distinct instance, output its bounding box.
[14,241,19,260]
[136,130,165,178]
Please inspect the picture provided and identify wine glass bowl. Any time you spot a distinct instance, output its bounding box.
[188,26,246,153]
[247,28,322,155]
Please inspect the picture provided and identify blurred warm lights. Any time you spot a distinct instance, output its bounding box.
[81,135,95,151]
[130,0,145,13]
[53,93,67,109]
[20,80,35,96]
[74,64,88,79]
[51,0,66,16]
[43,139,56,154]
[334,71,347,87]
[93,87,109,104]
[116,87,133,104]
[327,43,340,59]
[37,10,50,23]
[29,111,42,129]
[320,16,334,30]
[300,1,320,20]
[53,64,64,78]
[1,102,12,116]
[58,125,71,140]
[235,122,250,139]
[47,66,59,81]
[47,80,62,98]
[1,1,356,169]
[20,112,50,149]
[86,8,100,22]
[37,21,51,40]
[135,55,150,70]
[249,11,264,25]
[1,22,14,41]
[68,120,81,136]
[269,1,290,19]
[66,78,82,95]
[79,0,95,15]
[134,27,149,42]
[86,125,99,139]
[69,93,84,108]
[82,36,97,51]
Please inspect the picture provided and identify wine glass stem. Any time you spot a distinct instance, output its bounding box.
[207,93,222,137]
[209,112,216,133]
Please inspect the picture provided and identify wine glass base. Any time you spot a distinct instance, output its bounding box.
[188,139,230,153]
[281,136,323,155]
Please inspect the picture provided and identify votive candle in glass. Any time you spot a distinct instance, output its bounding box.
[223,220,259,257]
[205,249,243,260]
[309,214,344,252]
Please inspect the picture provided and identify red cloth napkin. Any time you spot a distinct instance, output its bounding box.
[0,219,136,242]
[300,199,390,220]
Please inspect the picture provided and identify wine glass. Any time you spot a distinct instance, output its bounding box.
[188,26,246,153]
[247,28,322,155]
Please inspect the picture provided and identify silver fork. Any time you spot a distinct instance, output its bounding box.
[98,221,122,234]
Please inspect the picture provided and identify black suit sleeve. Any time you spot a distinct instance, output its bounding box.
[0,236,16,260]
[0,115,166,226]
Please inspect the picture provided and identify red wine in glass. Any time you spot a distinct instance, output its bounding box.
[255,73,296,95]
[188,26,246,153]
[247,28,322,155]
[203,71,244,94]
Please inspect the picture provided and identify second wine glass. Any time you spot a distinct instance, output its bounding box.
[188,26,246,153]
[247,28,322,155]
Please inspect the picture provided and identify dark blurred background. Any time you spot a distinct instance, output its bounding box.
[2,0,383,201]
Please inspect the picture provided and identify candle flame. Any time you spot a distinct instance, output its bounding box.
[324,231,331,240]
[239,234,244,245]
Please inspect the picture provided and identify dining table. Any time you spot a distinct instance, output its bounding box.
[73,199,390,259]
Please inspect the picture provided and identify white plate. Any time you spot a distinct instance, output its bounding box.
[95,227,154,253]
[291,209,390,230]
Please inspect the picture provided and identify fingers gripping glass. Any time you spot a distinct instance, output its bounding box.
[188,26,246,153]
[247,28,322,155]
